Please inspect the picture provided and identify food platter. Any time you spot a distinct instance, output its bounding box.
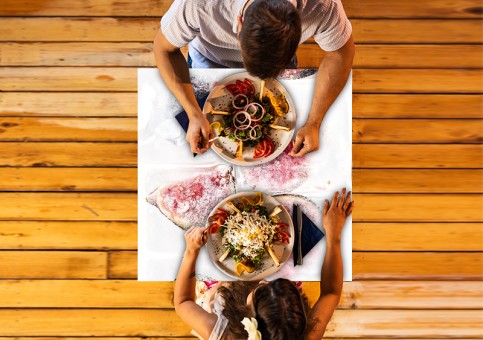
[203,72,296,166]
[206,191,294,280]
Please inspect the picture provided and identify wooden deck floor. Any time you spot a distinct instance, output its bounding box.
[0,0,482,338]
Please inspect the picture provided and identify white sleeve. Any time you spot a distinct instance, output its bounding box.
[313,0,352,51]
[160,0,200,48]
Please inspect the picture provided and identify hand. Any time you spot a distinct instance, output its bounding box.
[322,188,353,242]
[184,226,209,254]
[186,113,214,154]
[289,123,320,157]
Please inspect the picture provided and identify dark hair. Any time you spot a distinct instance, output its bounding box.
[240,0,301,79]
[253,278,309,339]
[217,281,260,339]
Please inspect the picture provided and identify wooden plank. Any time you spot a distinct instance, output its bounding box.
[0,92,137,117]
[344,0,483,18]
[0,193,137,221]
[353,223,482,251]
[353,170,483,193]
[0,221,137,249]
[353,144,482,168]
[0,117,136,141]
[353,94,483,119]
[0,67,136,92]
[3,43,482,69]
[0,0,481,18]
[2,93,479,118]
[0,142,136,167]
[0,309,479,337]
[0,143,480,168]
[109,250,483,280]
[1,68,481,93]
[352,19,483,43]
[0,280,481,309]
[0,251,106,279]
[354,194,482,222]
[352,69,483,93]
[109,251,137,279]
[298,44,483,69]
[353,119,483,144]
[1,18,481,43]
[354,252,482,280]
[0,168,137,191]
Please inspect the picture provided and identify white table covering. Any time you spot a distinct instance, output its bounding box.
[138,68,352,281]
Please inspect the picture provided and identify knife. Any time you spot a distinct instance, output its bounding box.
[296,204,303,265]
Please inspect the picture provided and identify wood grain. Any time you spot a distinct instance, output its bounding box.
[299,44,483,69]
[1,0,482,18]
[0,92,137,117]
[2,93,480,118]
[353,223,482,251]
[0,251,107,279]
[1,143,480,168]
[352,94,483,118]
[2,68,481,93]
[108,250,483,280]
[0,280,481,309]
[0,221,137,249]
[2,168,480,193]
[1,18,481,43]
[0,117,137,141]
[353,119,483,144]
[0,309,478,337]
[353,252,482,280]
[353,169,483,193]
[0,142,137,167]
[0,168,137,191]
[2,43,482,69]
[352,69,483,93]
[0,193,137,221]
[353,194,483,222]
[353,144,482,168]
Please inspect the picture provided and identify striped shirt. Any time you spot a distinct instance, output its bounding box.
[161,0,352,68]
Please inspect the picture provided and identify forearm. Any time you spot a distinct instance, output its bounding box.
[306,40,354,128]
[174,249,199,306]
[153,37,201,119]
[320,234,343,297]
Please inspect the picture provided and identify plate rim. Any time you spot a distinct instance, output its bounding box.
[205,191,295,280]
[203,71,296,167]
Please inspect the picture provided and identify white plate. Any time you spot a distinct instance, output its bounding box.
[203,72,296,166]
[206,191,294,280]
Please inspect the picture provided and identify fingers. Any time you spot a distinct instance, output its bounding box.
[323,199,329,216]
[289,134,304,157]
[339,188,346,207]
[330,191,339,209]
[346,201,354,216]
[343,191,352,210]
[189,133,208,154]
[200,126,214,149]
[293,144,313,157]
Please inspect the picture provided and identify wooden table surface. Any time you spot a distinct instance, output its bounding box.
[0,0,482,338]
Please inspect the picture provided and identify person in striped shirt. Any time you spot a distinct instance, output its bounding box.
[154,0,354,156]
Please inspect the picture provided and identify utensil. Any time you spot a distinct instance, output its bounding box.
[296,204,303,265]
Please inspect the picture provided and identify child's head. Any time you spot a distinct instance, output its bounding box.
[251,278,308,339]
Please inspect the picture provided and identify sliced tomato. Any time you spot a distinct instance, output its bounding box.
[243,78,255,96]
[225,84,239,96]
[253,139,268,158]
[209,223,221,234]
[276,221,289,230]
[216,208,228,218]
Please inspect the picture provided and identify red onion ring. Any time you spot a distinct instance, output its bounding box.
[249,125,262,140]
[232,94,248,109]
[244,102,265,122]
[233,111,251,129]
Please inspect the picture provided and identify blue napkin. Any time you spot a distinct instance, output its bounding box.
[293,206,325,266]
[175,95,209,157]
